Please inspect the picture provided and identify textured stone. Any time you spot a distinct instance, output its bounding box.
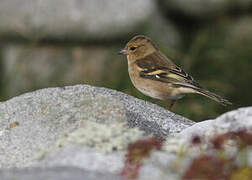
[56,121,145,153]
[37,146,124,174]
[163,106,252,154]
[91,85,194,136]
[180,107,252,139]
[139,151,183,180]
[0,167,120,180]
[138,107,252,179]
[0,86,250,179]
[0,84,193,169]
[0,85,127,168]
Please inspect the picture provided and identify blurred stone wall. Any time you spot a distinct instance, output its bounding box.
[0,0,252,121]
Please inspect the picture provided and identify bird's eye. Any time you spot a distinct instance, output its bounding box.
[129,46,136,51]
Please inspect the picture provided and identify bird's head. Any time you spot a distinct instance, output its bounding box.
[119,35,157,61]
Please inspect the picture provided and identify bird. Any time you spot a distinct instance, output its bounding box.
[119,35,232,109]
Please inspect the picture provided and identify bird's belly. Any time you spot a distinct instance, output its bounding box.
[136,84,184,100]
[137,85,163,99]
[130,75,182,100]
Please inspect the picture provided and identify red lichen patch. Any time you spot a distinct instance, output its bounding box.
[121,138,163,180]
[191,135,202,145]
[211,130,252,150]
[234,130,252,147]
[9,121,20,128]
[184,130,252,180]
[211,132,235,150]
[183,155,234,180]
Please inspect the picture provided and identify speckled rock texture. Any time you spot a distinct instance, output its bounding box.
[0,85,251,179]
[91,85,194,136]
[0,167,120,180]
[37,146,124,174]
[139,107,252,180]
[162,107,252,154]
[163,107,252,167]
[169,106,252,147]
[0,84,193,169]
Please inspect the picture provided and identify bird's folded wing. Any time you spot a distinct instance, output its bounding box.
[137,61,202,89]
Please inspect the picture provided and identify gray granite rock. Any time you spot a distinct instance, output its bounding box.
[139,151,183,180]
[0,167,120,180]
[179,106,252,141]
[90,85,194,136]
[0,84,193,169]
[159,0,252,19]
[0,0,154,41]
[0,85,250,179]
[163,106,252,154]
[138,107,252,179]
[37,145,124,174]
[0,85,127,169]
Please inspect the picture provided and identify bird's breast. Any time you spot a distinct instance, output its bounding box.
[128,63,180,100]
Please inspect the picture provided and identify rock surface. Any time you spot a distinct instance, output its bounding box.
[175,106,252,145]
[0,0,155,41]
[0,84,193,169]
[159,0,252,19]
[139,107,252,179]
[163,107,252,153]
[37,146,124,174]
[0,167,120,180]
[0,84,251,179]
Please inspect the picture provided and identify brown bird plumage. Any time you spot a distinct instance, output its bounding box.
[119,35,231,108]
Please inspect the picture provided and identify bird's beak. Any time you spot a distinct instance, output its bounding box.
[118,49,127,55]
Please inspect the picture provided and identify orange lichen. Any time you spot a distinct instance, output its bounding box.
[211,130,252,149]
[9,121,20,128]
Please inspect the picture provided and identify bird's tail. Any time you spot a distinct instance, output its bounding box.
[196,88,232,106]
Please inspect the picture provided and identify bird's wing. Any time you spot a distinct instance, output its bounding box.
[136,51,203,89]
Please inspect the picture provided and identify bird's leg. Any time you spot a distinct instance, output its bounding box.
[169,100,176,110]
